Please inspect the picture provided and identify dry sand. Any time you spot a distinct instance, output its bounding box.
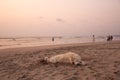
[0,41,120,80]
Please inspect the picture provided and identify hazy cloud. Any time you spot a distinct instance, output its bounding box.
[38,16,44,22]
[39,16,43,19]
[56,18,64,22]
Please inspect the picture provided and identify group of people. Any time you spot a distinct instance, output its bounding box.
[92,35,113,42]
[107,35,113,41]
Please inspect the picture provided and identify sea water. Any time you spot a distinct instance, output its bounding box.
[0,36,119,49]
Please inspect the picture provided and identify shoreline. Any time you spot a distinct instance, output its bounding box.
[0,41,107,51]
[0,41,94,50]
[0,40,119,55]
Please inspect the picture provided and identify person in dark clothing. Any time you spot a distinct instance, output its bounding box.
[110,35,113,41]
[107,35,111,41]
[52,37,54,42]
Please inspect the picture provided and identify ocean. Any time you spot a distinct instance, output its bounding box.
[0,36,120,49]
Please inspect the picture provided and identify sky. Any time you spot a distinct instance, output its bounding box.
[0,0,120,37]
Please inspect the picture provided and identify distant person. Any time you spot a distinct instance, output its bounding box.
[52,37,54,42]
[107,35,111,41]
[92,35,95,42]
[110,35,113,41]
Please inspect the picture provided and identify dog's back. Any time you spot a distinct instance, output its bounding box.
[42,52,86,65]
[48,52,82,64]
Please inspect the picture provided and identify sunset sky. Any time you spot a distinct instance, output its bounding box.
[0,0,120,37]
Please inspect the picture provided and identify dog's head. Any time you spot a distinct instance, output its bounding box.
[40,57,49,64]
[43,57,49,61]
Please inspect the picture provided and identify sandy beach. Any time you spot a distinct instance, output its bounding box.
[0,41,120,80]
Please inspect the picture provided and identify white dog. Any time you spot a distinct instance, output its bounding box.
[43,52,86,65]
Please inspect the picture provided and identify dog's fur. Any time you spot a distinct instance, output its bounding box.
[43,52,86,65]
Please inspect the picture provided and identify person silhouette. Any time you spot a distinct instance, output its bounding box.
[107,35,111,41]
[92,35,95,42]
[52,37,54,42]
[110,35,113,41]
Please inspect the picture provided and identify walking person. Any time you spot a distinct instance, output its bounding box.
[107,35,113,48]
[110,35,113,41]
[92,35,95,42]
[52,37,54,42]
[107,35,111,41]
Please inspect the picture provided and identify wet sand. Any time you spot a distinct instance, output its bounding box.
[0,41,120,80]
